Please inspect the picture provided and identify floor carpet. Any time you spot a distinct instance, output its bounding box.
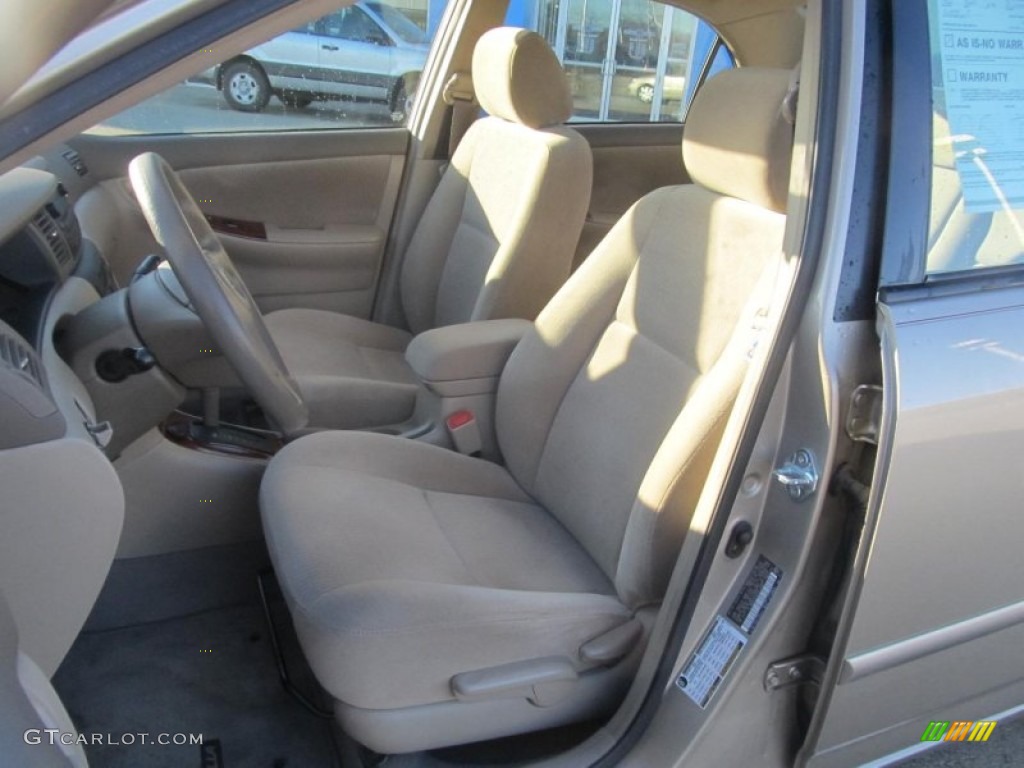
[53,602,338,768]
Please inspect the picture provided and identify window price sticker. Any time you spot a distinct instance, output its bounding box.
[935,0,1024,212]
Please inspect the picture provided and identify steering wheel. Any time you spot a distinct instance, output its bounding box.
[128,152,308,437]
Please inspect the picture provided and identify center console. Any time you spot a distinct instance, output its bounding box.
[402,318,532,460]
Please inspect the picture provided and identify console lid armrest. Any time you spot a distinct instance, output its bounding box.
[406,319,532,396]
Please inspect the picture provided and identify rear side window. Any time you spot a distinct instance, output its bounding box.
[925,1,1024,274]
[514,0,733,124]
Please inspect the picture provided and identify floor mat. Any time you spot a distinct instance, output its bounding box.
[53,603,338,768]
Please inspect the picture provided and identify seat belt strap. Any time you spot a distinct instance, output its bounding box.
[442,71,477,161]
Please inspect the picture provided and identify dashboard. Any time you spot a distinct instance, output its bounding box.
[0,160,121,454]
[0,167,113,349]
[0,149,224,462]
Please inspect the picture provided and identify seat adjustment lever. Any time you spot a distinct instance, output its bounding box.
[451,657,577,707]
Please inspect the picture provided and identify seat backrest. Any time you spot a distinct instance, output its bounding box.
[399,28,592,335]
[496,68,794,608]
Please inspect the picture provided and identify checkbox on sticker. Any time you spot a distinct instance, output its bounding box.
[947,69,958,84]
[944,33,954,47]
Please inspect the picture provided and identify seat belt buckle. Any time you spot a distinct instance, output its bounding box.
[446,409,482,456]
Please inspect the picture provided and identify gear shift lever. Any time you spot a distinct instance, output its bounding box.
[130,254,162,284]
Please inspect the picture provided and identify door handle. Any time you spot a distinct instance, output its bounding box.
[205,214,267,240]
[321,44,339,51]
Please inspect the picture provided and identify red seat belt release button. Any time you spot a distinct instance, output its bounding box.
[445,410,482,456]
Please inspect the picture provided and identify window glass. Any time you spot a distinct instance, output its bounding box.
[925,0,1024,274]
[87,0,730,136]
[88,1,438,135]
[518,0,733,123]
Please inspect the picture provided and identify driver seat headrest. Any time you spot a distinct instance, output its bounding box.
[472,27,573,129]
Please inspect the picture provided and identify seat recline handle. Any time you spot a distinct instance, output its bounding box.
[578,617,643,665]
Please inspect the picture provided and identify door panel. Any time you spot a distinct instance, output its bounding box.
[70,125,408,176]
[69,129,407,317]
[806,1,1024,761]
[806,289,1024,767]
[573,123,689,268]
[213,226,383,314]
[177,155,402,316]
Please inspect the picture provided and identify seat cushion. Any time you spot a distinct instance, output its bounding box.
[264,308,418,430]
[260,431,631,711]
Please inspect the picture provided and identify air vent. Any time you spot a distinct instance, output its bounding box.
[0,332,44,388]
[31,210,72,266]
[61,148,88,177]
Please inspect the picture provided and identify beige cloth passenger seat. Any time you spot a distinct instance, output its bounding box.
[264,28,592,429]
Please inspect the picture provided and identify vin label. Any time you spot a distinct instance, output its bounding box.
[676,616,746,709]
[676,555,783,710]
[727,555,782,635]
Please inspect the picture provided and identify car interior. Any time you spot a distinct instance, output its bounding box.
[0,0,814,765]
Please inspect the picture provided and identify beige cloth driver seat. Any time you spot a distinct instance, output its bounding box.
[260,67,795,754]
[263,28,592,430]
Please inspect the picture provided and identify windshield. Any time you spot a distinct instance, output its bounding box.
[365,2,427,45]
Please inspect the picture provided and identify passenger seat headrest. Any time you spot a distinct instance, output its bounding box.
[683,68,796,213]
[472,27,573,129]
